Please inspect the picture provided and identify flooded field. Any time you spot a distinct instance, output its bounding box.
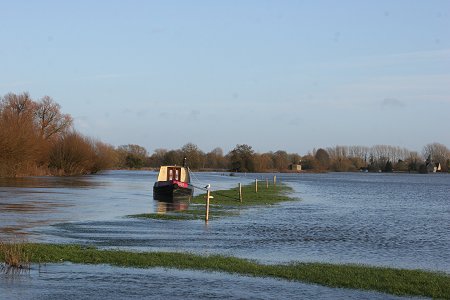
[1,170,449,299]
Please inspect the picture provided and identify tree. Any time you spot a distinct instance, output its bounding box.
[0,92,119,176]
[91,141,118,172]
[48,132,96,175]
[253,153,274,172]
[406,151,422,172]
[273,150,289,171]
[117,144,148,169]
[163,149,183,166]
[228,144,255,172]
[315,148,330,170]
[205,147,227,170]
[0,93,41,176]
[384,160,393,172]
[148,148,168,167]
[35,96,73,140]
[423,143,450,172]
[181,143,204,169]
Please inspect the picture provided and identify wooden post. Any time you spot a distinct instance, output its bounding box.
[273,175,277,186]
[266,178,269,189]
[205,188,210,222]
[255,179,258,193]
[239,183,242,202]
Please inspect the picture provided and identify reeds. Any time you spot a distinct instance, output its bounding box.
[0,238,31,274]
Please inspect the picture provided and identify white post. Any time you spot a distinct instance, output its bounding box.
[205,189,210,222]
[255,179,258,193]
[239,183,242,202]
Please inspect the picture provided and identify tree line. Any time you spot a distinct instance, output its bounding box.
[2,92,449,177]
[119,142,450,174]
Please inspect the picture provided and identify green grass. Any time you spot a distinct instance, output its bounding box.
[131,205,238,221]
[2,243,449,299]
[130,183,296,221]
[191,182,294,206]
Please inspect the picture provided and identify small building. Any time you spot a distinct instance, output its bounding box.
[426,162,441,173]
[435,163,442,172]
[289,164,302,172]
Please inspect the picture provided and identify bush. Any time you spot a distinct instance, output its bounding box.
[48,132,96,175]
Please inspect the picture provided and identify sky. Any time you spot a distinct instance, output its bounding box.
[1,0,449,154]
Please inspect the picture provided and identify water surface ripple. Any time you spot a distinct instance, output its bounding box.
[1,171,449,298]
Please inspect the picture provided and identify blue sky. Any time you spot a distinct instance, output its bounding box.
[1,0,449,154]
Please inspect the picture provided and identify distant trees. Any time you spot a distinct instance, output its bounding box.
[122,142,450,173]
[117,144,148,169]
[123,142,450,173]
[205,147,228,170]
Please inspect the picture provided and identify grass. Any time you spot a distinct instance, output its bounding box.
[0,238,30,274]
[1,243,449,299]
[130,182,295,221]
[191,182,294,206]
[132,206,238,221]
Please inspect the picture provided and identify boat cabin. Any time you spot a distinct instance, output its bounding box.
[157,166,190,183]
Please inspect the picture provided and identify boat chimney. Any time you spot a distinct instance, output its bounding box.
[183,157,187,167]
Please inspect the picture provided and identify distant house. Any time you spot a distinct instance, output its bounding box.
[289,164,302,172]
[435,163,442,172]
[426,161,441,173]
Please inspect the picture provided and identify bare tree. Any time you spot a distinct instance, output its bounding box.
[0,93,41,176]
[35,96,73,140]
[423,143,450,171]
[1,92,35,117]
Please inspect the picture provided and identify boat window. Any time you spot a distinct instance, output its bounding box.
[167,167,181,181]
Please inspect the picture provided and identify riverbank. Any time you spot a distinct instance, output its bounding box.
[1,243,449,299]
[131,182,295,220]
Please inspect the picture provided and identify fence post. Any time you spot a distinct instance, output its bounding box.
[266,178,269,189]
[273,175,277,187]
[239,183,242,202]
[205,188,211,222]
[255,179,258,193]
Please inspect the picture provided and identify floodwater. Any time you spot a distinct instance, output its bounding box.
[1,170,449,299]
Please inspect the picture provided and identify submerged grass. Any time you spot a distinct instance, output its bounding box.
[2,243,449,299]
[132,206,238,221]
[130,182,295,221]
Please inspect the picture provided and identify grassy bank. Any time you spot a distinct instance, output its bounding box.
[131,182,295,221]
[2,243,449,299]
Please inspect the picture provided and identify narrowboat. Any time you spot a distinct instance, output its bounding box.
[153,166,194,201]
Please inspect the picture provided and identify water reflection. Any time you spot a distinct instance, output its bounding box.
[155,199,189,213]
[0,176,102,189]
[0,171,155,237]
